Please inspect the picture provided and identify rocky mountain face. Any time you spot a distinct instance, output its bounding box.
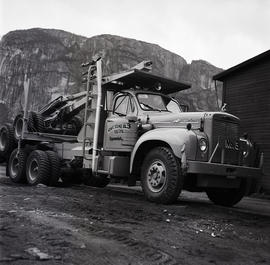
[0,28,223,122]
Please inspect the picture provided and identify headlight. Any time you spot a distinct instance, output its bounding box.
[199,138,208,152]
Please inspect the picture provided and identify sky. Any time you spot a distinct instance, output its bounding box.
[0,0,269,69]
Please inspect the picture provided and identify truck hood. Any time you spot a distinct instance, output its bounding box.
[139,111,239,129]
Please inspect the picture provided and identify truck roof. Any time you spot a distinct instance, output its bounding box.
[102,69,191,95]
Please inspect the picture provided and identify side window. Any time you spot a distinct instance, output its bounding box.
[113,95,137,116]
[127,96,136,115]
[114,95,129,116]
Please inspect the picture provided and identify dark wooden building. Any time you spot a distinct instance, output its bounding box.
[213,50,270,192]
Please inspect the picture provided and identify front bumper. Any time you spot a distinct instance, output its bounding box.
[187,161,262,178]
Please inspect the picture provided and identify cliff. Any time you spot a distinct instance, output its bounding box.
[0,28,223,121]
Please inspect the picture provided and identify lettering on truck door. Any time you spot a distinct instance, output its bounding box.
[104,94,138,151]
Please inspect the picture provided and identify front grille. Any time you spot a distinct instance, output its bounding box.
[211,119,240,165]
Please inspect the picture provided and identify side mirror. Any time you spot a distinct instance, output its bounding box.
[126,115,137,122]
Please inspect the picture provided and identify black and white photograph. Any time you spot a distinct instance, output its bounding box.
[0,0,269,264]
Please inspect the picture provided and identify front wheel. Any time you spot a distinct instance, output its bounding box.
[141,146,182,204]
[206,179,248,207]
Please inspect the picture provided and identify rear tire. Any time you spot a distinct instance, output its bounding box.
[0,123,16,160]
[13,112,37,139]
[26,150,50,185]
[141,146,182,204]
[32,112,45,133]
[27,112,36,132]
[206,179,248,207]
[45,151,61,186]
[8,148,28,183]
[13,112,24,140]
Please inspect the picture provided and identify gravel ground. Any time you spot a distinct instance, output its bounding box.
[0,166,269,265]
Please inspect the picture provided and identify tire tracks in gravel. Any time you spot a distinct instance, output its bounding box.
[21,208,180,265]
[82,223,179,265]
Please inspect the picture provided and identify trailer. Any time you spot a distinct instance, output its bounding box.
[0,57,263,205]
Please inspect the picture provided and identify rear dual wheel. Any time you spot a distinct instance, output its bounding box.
[46,151,61,186]
[8,148,60,186]
[8,148,28,183]
[26,150,50,185]
[26,150,60,186]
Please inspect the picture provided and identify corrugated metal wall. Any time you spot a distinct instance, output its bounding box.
[223,58,270,191]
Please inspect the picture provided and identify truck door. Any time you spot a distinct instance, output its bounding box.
[104,93,138,151]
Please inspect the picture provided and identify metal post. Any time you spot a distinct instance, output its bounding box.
[82,66,93,160]
[214,80,220,110]
[92,58,102,174]
[21,74,30,140]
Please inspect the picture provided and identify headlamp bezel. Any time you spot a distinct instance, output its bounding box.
[199,138,208,152]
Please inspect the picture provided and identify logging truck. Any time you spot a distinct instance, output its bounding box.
[0,58,263,205]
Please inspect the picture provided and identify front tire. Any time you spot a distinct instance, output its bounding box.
[141,146,182,204]
[26,150,50,185]
[206,179,248,207]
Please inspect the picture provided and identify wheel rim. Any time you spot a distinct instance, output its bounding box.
[146,160,167,193]
[15,118,23,139]
[0,130,7,151]
[10,155,19,178]
[28,158,39,182]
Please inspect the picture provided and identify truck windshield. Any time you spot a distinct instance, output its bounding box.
[137,93,182,113]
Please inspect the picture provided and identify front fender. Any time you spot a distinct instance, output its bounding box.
[130,128,197,173]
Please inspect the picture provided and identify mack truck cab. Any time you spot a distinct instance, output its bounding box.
[1,58,263,206]
[100,90,263,205]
